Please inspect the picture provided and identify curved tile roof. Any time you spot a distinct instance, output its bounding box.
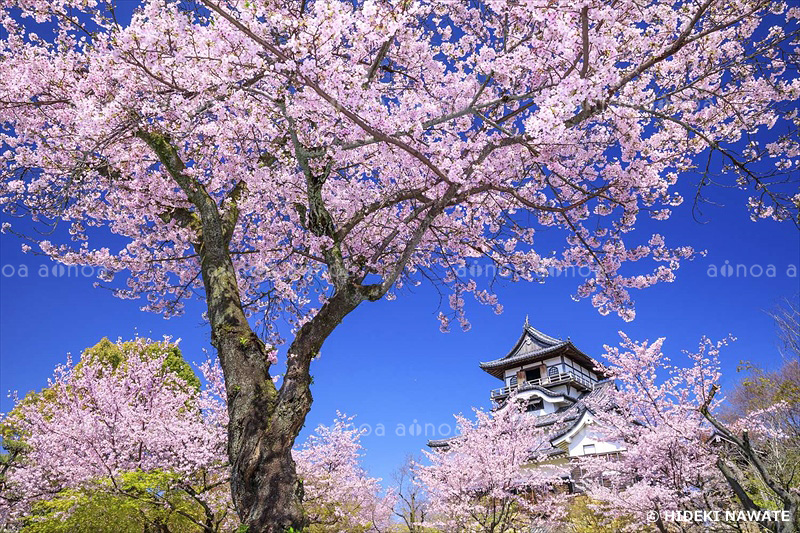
[517,383,579,403]
[427,437,456,448]
[479,322,606,380]
[480,341,571,369]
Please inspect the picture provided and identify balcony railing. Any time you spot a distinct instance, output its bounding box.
[490,371,594,400]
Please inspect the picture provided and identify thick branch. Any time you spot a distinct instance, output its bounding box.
[222,180,247,244]
[364,39,393,88]
[700,385,799,513]
[580,6,590,79]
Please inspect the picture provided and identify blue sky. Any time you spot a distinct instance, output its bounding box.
[0,1,798,487]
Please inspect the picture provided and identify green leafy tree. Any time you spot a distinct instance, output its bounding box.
[80,337,202,391]
[21,471,216,533]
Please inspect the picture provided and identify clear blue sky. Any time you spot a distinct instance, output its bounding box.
[0,2,798,487]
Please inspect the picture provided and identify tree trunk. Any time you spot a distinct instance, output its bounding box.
[212,293,360,531]
[215,330,305,531]
[200,243,361,531]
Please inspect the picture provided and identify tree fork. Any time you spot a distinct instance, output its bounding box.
[139,127,370,531]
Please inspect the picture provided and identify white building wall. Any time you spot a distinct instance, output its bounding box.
[516,390,561,415]
[548,383,571,396]
[566,424,625,457]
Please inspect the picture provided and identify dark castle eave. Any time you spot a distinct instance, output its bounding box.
[478,323,607,380]
[480,342,601,379]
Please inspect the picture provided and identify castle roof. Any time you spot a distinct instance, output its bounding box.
[479,320,604,380]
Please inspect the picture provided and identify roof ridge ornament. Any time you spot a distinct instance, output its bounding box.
[524,314,530,327]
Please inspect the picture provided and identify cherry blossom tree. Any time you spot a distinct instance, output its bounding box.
[0,338,235,532]
[0,0,797,528]
[0,339,393,532]
[293,413,394,532]
[579,334,799,532]
[415,400,569,532]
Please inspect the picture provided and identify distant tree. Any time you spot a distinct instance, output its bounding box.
[1,0,797,528]
[727,360,800,424]
[0,338,235,532]
[719,297,800,527]
[293,413,395,533]
[770,297,800,361]
[728,298,800,424]
[415,400,568,532]
[392,455,432,533]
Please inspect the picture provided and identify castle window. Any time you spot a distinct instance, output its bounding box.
[526,399,543,412]
[548,366,560,377]
[583,444,596,455]
[525,368,541,382]
[508,375,517,387]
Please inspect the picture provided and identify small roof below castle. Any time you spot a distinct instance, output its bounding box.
[479,320,603,380]
[428,380,617,452]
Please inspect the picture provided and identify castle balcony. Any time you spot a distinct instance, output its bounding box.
[489,371,595,401]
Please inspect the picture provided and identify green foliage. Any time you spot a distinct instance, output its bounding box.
[1,386,58,437]
[20,470,205,533]
[0,388,52,477]
[80,337,201,391]
[566,495,644,533]
[81,337,126,369]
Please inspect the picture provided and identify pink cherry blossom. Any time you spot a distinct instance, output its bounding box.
[415,400,569,531]
[0,0,797,526]
[0,338,233,529]
[293,413,395,531]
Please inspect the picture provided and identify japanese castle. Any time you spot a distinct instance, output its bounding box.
[429,318,624,462]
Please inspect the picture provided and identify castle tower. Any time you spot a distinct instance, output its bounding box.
[480,320,605,415]
[430,319,624,461]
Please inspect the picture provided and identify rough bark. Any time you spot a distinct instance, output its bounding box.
[198,234,364,531]
[209,288,361,532]
[196,214,343,532]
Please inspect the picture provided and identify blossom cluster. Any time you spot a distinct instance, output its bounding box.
[0,0,794,343]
